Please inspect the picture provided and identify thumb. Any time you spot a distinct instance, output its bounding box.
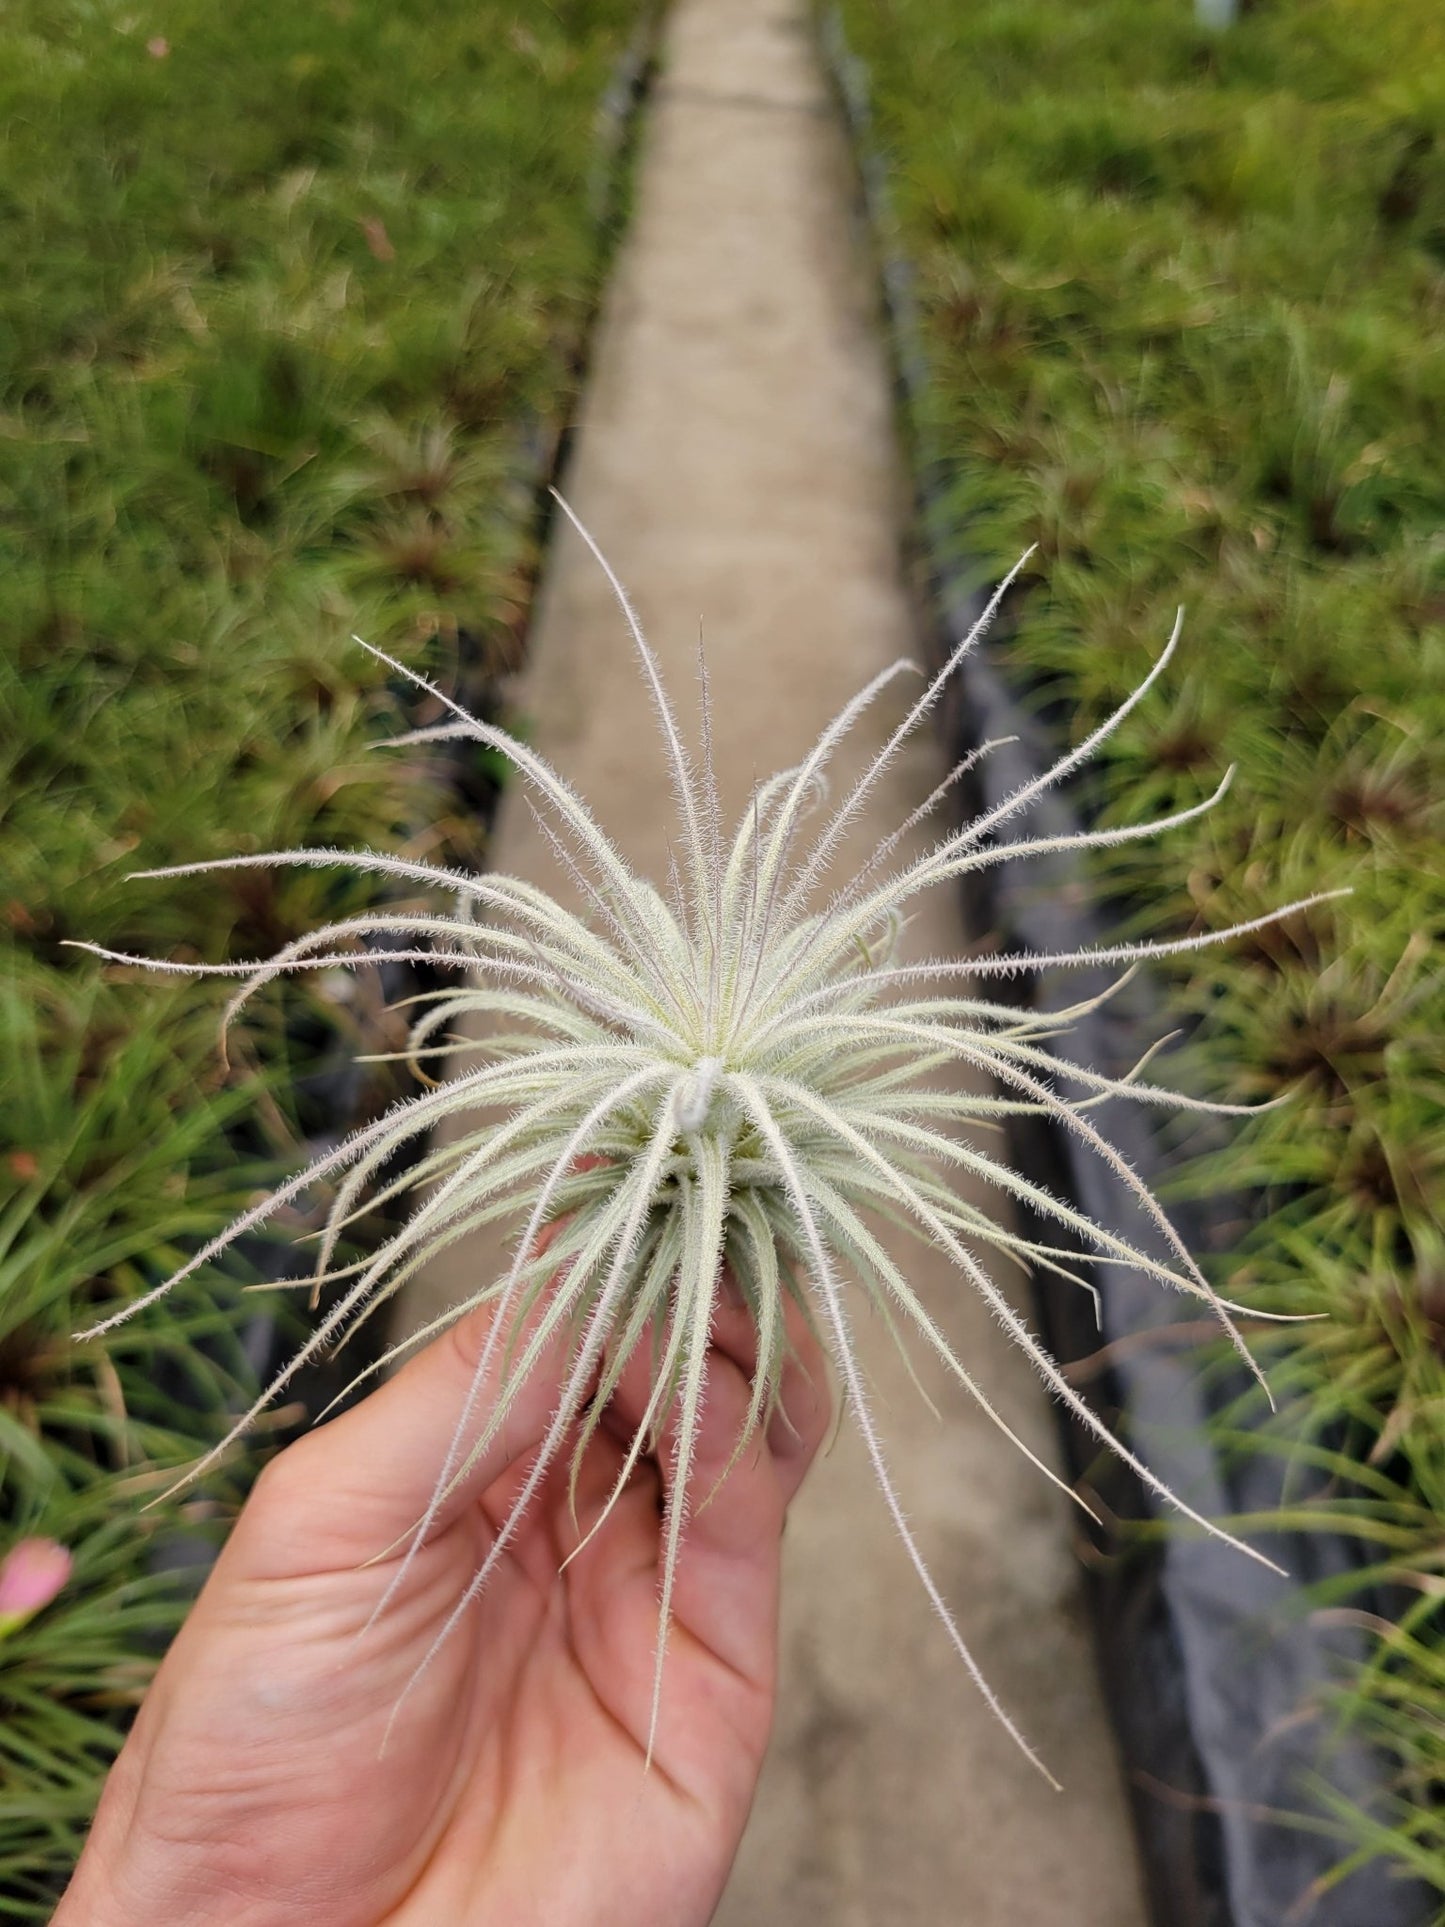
[228,1294,574,1579]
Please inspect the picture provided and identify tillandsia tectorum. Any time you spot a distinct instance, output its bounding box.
[74,502,1342,1784]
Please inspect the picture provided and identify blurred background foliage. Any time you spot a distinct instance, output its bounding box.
[832,0,1444,1903]
[0,0,645,1910]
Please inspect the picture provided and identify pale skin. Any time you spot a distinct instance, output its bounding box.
[56,1272,828,1927]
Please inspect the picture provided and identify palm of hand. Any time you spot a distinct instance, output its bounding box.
[63,1298,824,1927]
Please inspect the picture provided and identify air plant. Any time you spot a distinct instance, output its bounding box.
[73,504,1342,1783]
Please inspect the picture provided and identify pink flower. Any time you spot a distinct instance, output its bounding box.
[0,1539,72,1636]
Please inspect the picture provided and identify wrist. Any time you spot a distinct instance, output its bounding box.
[56,1794,232,1927]
[56,1757,150,1927]
[55,1843,145,1927]
[58,1839,269,1927]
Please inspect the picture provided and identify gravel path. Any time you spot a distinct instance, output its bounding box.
[399,0,1148,1915]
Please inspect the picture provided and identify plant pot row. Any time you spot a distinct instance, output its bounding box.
[178,11,663,1464]
[818,11,1431,1925]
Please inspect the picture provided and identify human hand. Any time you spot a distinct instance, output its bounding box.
[57,1270,828,1927]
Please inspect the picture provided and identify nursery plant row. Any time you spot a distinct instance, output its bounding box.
[830,0,1444,1914]
[0,0,648,1911]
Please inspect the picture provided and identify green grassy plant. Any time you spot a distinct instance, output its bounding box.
[0,0,645,1908]
[83,507,1336,1783]
[832,0,1445,1894]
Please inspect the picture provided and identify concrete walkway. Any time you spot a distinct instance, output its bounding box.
[401,0,1148,1917]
